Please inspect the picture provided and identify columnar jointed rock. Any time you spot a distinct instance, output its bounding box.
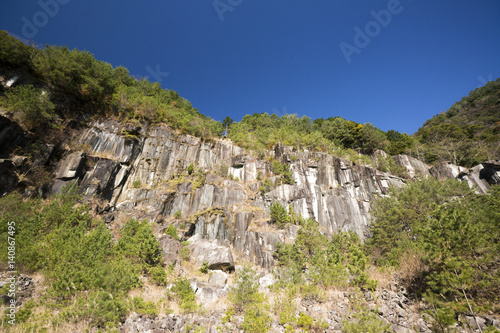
[38,119,497,268]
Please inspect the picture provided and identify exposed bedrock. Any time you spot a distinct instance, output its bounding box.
[15,119,490,267]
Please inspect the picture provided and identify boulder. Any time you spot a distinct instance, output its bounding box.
[465,316,487,331]
[159,235,182,265]
[187,235,234,271]
[195,285,229,305]
[208,270,228,285]
[258,273,275,292]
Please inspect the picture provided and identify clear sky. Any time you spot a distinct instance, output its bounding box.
[1,0,499,134]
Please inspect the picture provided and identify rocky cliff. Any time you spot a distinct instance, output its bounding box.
[2,114,500,332]
[1,115,498,269]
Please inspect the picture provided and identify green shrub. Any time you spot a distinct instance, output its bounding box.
[281,163,294,184]
[130,297,158,317]
[240,304,272,333]
[259,178,273,195]
[62,291,128,328]
[273,286,297,326]
[221,307,234,324]
[229,267,272,331]
[270,202,289,228]
[116,219,163,271]
[271,160,283,175]
[297,312,314,329]
[228,266,261,313]
[367,179,500,323]
[171,278,198,313]
[179,246,190,261]
[132,180,142,188]
[187,163,195,175]
[148,266,167,286]
[174,210,182,219]
[1,84,55,129]
[165,224,179,240]
[200,261,209,274]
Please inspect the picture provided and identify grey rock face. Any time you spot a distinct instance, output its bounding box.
[393,154,430,179]
[159,235,182,265]
[187,235,235,271]
[208,270,228,285]
[9,118,489,268]
[54,152,86,179]
[196,285,230,305]
[429,161,499,194]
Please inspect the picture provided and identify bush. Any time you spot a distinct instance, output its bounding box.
[187,163,195,175]
[273,286,298,325]
[281,163,294,184]
[271,160,283,174]
[165,224,179,240]
[116,219,164,272]
[148,266,167,286]
[171,278,198,313]
[366,179,500,323]
[229,266,272,332]
[200,261,209,274]
[228,266,261,313]
[240,304,272,333]
[1,84,55,129]
[259,178,273,195]
[174,210,182,219]
[130,297,158,317]
[71,292,128,328]
[179,246,190,261]
[297,312,314,329]
[270,202,289,228]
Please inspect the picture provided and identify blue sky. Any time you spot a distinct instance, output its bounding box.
[1,0,499,134]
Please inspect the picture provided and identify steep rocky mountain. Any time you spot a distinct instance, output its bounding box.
[1,108,499,331]
[1,32,499,332]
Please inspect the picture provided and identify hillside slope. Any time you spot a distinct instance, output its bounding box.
[0,31,499,332]
[415,79,500,166]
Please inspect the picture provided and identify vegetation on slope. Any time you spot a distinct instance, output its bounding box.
[0,185,167,329]
[367,179,500,330]
[0,31,222,138]
[1,31,500,331]
[415,79,500,166]
[2,31,498,169]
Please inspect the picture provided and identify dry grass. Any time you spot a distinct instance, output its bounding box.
[397,249,426,286]
[0,295,92,333]
[367,265,396,290]
[128,282,172,317]
[201,295,230,314]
